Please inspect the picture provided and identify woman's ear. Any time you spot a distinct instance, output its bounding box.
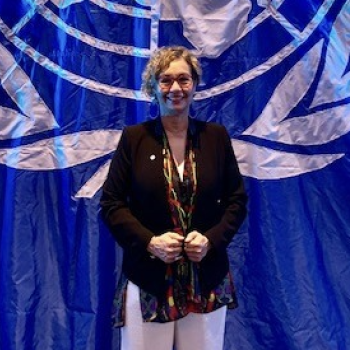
[150,98,160,119]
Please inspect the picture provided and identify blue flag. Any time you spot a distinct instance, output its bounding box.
[1,1,350,349]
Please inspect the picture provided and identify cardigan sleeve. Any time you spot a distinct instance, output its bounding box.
[100,127,154,255]
[203,126,248,251]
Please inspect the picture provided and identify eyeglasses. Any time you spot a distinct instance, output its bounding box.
[157,74,193,89]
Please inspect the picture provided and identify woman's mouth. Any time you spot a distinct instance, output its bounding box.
[166,94,185,102]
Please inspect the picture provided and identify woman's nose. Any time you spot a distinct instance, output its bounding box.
[169,79,181,91]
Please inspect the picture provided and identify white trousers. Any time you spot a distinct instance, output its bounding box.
[121,281,227,350]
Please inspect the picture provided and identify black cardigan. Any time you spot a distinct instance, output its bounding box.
[100,118,247,297]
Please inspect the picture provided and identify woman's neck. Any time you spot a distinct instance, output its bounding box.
[161,115,189,135]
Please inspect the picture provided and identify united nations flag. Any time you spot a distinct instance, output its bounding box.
[1,1,349,349]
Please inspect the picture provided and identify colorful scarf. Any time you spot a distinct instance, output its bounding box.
[162,131,202,319]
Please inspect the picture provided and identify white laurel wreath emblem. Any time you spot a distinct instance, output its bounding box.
[0,0,349,197]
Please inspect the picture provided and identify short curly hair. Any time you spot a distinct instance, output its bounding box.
[142,46,202,98]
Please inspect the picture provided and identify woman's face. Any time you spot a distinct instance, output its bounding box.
[154,58,196,117]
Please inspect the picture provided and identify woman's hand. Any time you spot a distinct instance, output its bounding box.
[184,230,211,262]
[147,231,184,263]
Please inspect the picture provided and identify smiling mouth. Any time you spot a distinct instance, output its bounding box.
[167,95,185,102]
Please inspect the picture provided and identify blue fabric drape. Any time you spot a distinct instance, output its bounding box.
[1,1,350,349]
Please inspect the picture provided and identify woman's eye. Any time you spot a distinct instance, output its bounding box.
[179,77,190,84]
[160,78,172,85]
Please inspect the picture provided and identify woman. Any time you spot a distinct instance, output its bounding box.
[100,46,247,350]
